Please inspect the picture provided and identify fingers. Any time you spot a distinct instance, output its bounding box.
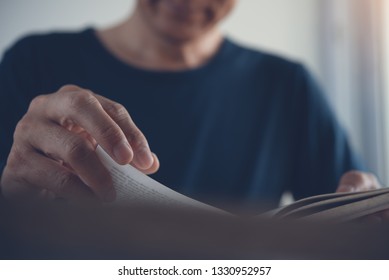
[2,147,94,201]
[336,171,381,193]
[94,94,155,170]
[132,153,160,175]
[3,84,160,203]
[35,86,133,165]
[37,85,156,172]
[20,118,115,202]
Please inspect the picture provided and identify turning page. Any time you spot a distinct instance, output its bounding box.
[96,146,226,214]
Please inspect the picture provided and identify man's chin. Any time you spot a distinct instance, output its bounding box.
[156,26,207,44]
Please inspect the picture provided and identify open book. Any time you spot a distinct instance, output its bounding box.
[97,146,389,222]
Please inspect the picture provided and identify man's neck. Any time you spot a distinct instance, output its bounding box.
[96,11,223,71]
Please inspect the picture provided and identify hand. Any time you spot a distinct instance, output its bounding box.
[0,85,159,202]
[336,170,389,222]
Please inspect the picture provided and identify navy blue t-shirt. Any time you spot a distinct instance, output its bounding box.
[0,28,363,210]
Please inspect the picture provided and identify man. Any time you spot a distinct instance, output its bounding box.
[0,0,384,215]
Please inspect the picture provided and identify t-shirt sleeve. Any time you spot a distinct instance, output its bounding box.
[0,37,40,175]
[290,64,365,200]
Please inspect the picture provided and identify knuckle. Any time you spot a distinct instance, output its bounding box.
[64,136,94,163]
[58,84,82,93]
[67,89,97,111]
[105,102,128,120]
[130,130,147,148]
[13,116,32,140]
[98,124,123,144]
[29,94,47,110]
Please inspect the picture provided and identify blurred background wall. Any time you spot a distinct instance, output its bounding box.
[0,0,388,186]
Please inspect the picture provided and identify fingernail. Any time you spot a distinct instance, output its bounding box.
[113,141,133,164]
[133,147,154,169]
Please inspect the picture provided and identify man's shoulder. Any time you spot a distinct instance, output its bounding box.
[225,38,304,73]
[4,28,93,59]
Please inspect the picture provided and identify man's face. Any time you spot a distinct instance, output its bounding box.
[138,0,237,42]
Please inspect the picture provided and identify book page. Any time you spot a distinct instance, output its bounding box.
[273,188,389,222]
[305,191,389,222]
[96,146,226,214]
[274,188,389,218]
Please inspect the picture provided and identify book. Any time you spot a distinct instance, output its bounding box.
[96,146,389,222]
